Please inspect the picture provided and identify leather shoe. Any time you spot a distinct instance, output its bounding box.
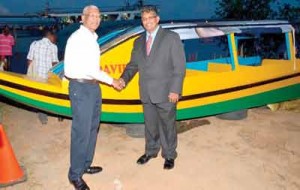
[136,154,157,165]
[84,166,103,174]
[163,159,175,170]
[70,178,90,190]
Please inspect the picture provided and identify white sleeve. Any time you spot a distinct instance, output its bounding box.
[27,41,35,60]
[52,45,59,63]
[87,68,113,85]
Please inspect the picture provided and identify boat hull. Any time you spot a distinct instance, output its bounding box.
[0,65,299,123]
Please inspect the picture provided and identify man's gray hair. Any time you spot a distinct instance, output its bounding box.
[141,5,159,16]
[82,5,99,15]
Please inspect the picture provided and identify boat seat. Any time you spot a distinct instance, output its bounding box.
[238,56,262,66]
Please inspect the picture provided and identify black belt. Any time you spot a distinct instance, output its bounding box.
[65,77,98,84]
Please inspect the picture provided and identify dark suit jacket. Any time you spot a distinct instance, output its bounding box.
[121,26,186,103]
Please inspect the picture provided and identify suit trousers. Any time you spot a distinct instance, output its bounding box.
[68,80,101,181]
[143,101,177,159]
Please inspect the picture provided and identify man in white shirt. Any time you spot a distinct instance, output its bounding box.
[64,5,120,190]
[27,30,58,79]
[27,30,59,125]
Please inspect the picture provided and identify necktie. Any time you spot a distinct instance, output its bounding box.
[146,34,152,56]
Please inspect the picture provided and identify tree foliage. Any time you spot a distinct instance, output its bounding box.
[215,0,276,20]
[276,0,300,21]
[215,0,300,21]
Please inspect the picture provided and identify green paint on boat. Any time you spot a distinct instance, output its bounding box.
[0,83,299,123]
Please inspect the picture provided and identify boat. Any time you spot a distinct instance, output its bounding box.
[0,20,299,123]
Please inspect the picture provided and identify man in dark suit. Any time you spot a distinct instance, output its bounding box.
[119,6,186,170]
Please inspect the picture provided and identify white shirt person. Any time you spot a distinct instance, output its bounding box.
[27,31,58,79]
[64,25,113,84]
[64,5,121,190]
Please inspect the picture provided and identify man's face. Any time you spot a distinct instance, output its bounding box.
[141,11,160,33]
[50,34,57,43]
[82,7,101,32]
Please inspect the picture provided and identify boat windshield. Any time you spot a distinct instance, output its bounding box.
[52,20,141,78]
[97,20,141,46]
[56,20,141,53]
[100,21,143,52]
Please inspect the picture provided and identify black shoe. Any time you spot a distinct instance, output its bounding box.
[84,166,103,174]
[136,154,157,165]
[163,159,175,170]
[70,178,90,190]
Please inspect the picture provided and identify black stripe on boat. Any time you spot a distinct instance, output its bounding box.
[0,72,299,105]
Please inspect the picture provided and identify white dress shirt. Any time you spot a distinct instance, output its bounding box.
[146,25,159,50]
[64,25,113,85]
[27,38,59,79]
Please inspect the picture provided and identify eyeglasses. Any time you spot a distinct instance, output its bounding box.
[141,15,157,22]
[85,14,101,20]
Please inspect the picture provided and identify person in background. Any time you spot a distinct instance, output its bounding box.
[64,5,121,190]
[0,25,15,71]
[27,30,59,124]
[118,5,186,170]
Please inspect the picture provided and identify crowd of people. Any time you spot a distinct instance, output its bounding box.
[0,24,61,124]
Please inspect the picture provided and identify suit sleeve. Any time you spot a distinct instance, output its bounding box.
[120,39,139,84]
[170,34,186,95]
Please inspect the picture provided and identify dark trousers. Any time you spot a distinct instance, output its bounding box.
[68,80,101,180]
[143,101,177,159]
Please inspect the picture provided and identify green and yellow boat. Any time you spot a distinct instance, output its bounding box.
[0,20,299,123]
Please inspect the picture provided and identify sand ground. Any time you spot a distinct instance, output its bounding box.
[1,102,300,190]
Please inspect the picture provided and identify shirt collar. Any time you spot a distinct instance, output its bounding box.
[80,25,98,40]
[147,25,160,39]
[42,37,52,43]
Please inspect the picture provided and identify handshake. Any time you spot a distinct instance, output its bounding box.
[112,78,126,91]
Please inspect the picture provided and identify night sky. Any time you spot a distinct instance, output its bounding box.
[0,0,298,20]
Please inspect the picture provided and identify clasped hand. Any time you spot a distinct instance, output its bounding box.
[112,78,126,91]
